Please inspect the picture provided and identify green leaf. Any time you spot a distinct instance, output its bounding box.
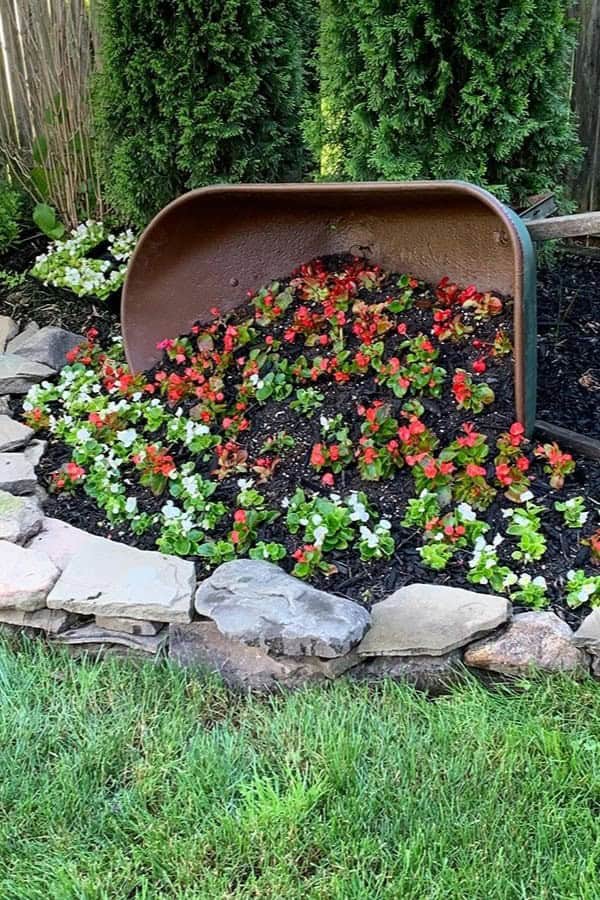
[33,203,65,240]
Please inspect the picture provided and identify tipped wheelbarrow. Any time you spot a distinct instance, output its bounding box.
[122,180,599,456]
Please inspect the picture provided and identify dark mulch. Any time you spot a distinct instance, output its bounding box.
[537,252,600,437]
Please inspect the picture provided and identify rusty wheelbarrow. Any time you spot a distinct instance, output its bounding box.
[122,180,592,453]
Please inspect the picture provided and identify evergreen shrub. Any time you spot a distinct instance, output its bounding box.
[309,0,580,203]
[95,0,316,226]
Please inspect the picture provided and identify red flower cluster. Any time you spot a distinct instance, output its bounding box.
[50,461,86,492]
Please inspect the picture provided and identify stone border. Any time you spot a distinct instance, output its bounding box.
[0,321,598,693]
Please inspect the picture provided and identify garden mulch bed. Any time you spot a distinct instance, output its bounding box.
[537,252,600,437]
[21,253,600,628]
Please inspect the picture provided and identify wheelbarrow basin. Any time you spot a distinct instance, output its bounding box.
[122,181,536,430]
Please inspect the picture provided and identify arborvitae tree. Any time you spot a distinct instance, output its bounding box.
[310,0,580,203]
[95,0,316,225]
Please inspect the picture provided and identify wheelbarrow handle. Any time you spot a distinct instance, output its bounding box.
[526,211,600,241]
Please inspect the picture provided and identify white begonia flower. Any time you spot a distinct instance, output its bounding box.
[378,519,391,531]
[76,427,91,442]
[456,502,476,521]
[311,514,323,526]
[520,490,534,502]
[313,525,328,547]
[579,584,597,603]
[237,478,254,491]
[492,534,503,547]
[320,415,330,430]
[359,525,379,548]
[532,575,547,588]
[347,497,369,523]
[117,428,137,448]
[281,496,290,509]
[125,497,137,515]
[162,501,181,520]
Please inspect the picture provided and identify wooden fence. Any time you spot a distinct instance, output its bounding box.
[0,0,598,213]
[570,0,600,212]
[0,0,102,227]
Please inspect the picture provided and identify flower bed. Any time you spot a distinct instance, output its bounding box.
[23,255,600,621]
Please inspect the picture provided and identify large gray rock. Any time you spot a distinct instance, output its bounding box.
[169,621,360,692]
[0,606,73,633]
[23,439,47,468]
[0,353,54,393]
[351,651,464,693]
[0,397,12,417]
[0,452,37,494]
[464,611,590,676]
[47,539,195,623]
[26,516,102,569]
[52,622,166,654]
[95,615,162,636]
[6,321,38,354]
[357,584,510,657]
[0,316,18,353]
[195,560,370,658]
[8,325,82,371]
[0,490,44,543]
[0,415,32,452]
[0,540,60,611]
[573,609,600,654]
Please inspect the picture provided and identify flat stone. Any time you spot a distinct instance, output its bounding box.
[352,650,463,693]
[0,606,73,633]
[0,490,44,543]
[464,611,590,676]
[357,584,510,657]
[0,415,33,452]
[0,452,37,494]
[0,540,60,611]
[24,439,47,467]
[573,609,600,653]
[169,621,360,692]
[47,540,195,623]
[95,615,162,636]
[6,321,39,354]
[0,397,12,417]
[52,622,166,654]
[195,559,370,658]
[0,316,18,353]
[8,325,82,371]
[26,516,103,569]
[0,353,55,393]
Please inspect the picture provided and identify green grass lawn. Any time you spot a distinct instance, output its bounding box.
[1,635,599,899]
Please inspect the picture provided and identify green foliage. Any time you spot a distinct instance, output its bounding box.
[0,180,22,252]
[94,0,316,226]
[32,203,65,240]
[310,0,580,202]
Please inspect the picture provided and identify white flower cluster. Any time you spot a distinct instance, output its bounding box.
[31,220,137,301]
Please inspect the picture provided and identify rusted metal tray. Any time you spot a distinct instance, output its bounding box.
[122,181,537,430]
